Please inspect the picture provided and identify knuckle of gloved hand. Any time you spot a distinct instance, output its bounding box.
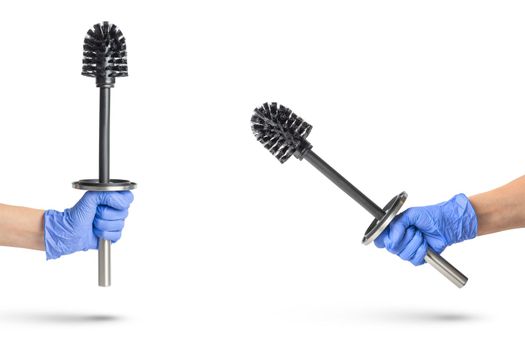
[93,217,107,230]
[374,236,386,249]
[94,217,125,231]
[97,206,128,220]
[428,238,447,254]
[122,190,134,204]
[106,231,122,242]
[112,191,134,209]
[385,224,409,254]
[383,236,395,253]
[117,208,129,219]
[386,240,400,254]
[94,228,122,242]
[384,230,399,253]
[411,257,424,266]
[96,205,108,218]
[411,243,428,266]
[399,229,422,261]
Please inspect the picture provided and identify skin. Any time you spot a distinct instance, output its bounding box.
[0,204,44,251]
[470,175,525,236]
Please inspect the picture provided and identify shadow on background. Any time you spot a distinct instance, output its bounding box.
[286,306,485,324]
[362,309,484,323]
[2,311,125,324]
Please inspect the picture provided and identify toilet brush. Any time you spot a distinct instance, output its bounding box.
[73,22,137,286]
[251,102,468,287]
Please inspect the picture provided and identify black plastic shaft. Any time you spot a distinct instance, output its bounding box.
[99,87,110,183]
[302,150,385,219]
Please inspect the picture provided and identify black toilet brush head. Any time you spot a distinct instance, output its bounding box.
[251,102,313,163]
[82,21,128,87]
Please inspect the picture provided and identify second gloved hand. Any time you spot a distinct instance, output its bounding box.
[44,191,134,259]
[374,193,478,265]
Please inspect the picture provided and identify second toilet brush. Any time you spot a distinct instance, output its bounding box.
[251,102,468,288]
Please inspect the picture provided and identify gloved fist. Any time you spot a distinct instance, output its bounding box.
[374,193,477,266]
[44,191,134,259]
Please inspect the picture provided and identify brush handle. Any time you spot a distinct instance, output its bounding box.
[424,248,467,288]
[99,87,111,287]
[303,150,385,219]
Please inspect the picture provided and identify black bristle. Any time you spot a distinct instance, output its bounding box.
[82,21,128,86]
[251,102,312,163]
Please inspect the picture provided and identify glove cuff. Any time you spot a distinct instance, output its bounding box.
[43,209,68,260]
[449,193,478,243]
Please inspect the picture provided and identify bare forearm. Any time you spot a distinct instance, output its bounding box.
[0,204,44,250]
[469,175,525,236]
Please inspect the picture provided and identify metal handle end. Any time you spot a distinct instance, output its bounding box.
[424,249,468,288]
[98,239,111,287]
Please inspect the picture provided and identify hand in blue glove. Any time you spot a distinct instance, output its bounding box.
[44,191,134,260]
[374,193,478,266]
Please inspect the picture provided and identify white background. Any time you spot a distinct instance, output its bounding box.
[0,0,523,348]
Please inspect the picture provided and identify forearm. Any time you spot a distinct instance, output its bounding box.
[0,204,44,250]
[469,175,525,236]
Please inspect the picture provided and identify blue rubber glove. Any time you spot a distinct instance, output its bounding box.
[374,193,478,266]
[44,191,134,260]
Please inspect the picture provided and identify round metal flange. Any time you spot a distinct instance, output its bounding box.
[72,179,137,191]
[362,191,407,245]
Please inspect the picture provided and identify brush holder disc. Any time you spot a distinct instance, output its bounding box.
[73,179,137,191]
[362,191,407,245]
